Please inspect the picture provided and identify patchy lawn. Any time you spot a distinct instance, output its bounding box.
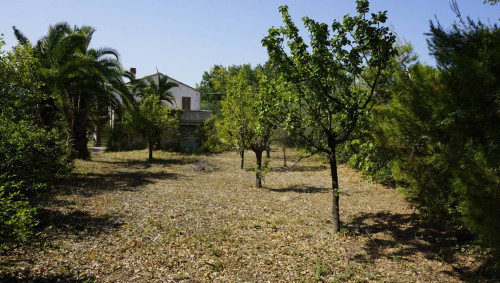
[0,149,494,282]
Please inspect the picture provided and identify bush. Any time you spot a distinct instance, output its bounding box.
[196,115,227,152]
[0,184,38,250]
[0,116,72,203]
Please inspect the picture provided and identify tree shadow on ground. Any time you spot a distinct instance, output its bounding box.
[344,211,497,281]
[98,156,201,169]
[267,184,330,194]
[54,170,178,197]
[0,273,96,283]
[37,207,124,239]
[271,164,328,172]
[0,208,121,282]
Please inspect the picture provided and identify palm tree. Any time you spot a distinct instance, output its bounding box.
[132,70,178,104]
[13,23,134,159]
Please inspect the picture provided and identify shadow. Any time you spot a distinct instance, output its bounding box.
[268,184,330,194]
[54,170,178,196]
[271,165,328,172]
[343,211,497,281]
[37,208,124,239]
[98,156,200,169]
[345,212,454,261]
[0,273,96,283]
[95,153,202,168]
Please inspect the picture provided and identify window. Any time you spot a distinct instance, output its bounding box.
[182,97,191,110]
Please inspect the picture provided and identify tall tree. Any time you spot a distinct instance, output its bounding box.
[428,17,499,258]
[13,23,133,159]
[262,0,396,232]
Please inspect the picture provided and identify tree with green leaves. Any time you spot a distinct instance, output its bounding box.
[422,17,498,258]
[13,23,134,159]
[215,67,254,170]
[129,72,179,161]
[0,37,72,249]
[216,67,285,187]
[262,0,396,232]
[198,64,259,114]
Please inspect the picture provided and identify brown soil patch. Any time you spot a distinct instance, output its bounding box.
[0,150,493,282]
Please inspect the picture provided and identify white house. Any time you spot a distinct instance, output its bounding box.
[98,69,212,151]
[139,71,201,111]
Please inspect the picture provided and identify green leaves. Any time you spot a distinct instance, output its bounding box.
[263,1,396,149]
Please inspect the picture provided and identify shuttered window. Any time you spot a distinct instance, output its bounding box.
[182,97,191,110]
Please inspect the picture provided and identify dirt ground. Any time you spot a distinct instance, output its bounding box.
[0,149,494,282]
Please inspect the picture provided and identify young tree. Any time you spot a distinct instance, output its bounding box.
[215,68,254,170]
[129,72,179,161]
[262,0,396,232]
[216,67,285,187]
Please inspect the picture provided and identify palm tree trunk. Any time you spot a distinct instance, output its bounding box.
[70,96,90,160]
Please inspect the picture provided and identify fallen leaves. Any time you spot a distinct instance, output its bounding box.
[0,149,493,282]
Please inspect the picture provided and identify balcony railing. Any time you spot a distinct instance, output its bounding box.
[179,110,212,125]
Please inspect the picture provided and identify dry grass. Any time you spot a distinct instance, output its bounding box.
[0,149,493,282]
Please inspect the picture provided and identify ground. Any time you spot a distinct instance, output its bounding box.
[0,150,494,282]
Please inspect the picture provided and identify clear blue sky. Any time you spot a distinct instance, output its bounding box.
[1,0,498,87]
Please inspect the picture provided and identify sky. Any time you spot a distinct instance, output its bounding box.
[1,1,498,87]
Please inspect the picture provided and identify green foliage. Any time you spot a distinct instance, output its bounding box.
[0,38,46,124]
[198,64,260,114]
[214,65,285,187]
[484,0,499,5]
[0,38,72,248]
[0,116,72,202]
[365,17,500,263]
[0,187,38,249]
[104,119,135,151]
[13,23,133,159]
[196,115,226,152]
[215,67,257,151]
[427,18,500,260]
[337,44,420,185]
[127,95,179,160]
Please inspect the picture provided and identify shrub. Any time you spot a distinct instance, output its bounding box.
[0,115,72,203]
[0,184,38,250]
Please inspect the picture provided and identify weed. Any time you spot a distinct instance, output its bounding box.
[332,268,353,282]
[314,258,331,281]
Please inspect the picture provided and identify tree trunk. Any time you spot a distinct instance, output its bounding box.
[282,146,287,167]
[266,146,271,158]
[70,97,90,160]
[240,149,245,169]
[328,137,340,233]
[148,140,153,161]
[255,150,263,188]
